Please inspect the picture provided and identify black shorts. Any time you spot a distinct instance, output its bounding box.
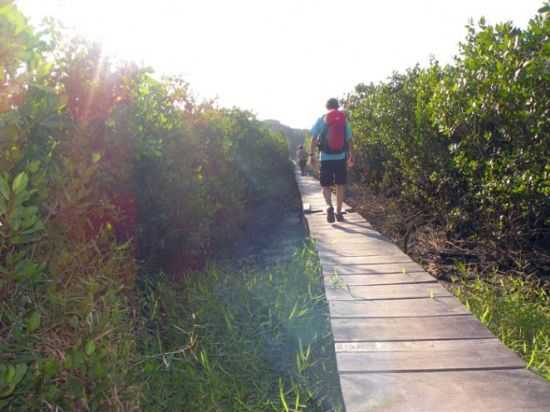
[320,159,347,187]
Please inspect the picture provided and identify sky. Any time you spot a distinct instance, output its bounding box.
[17,0,544,129]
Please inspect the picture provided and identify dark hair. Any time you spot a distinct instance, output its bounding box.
[326,98,339,110]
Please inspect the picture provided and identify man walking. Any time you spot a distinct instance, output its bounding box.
[310,98,353,223]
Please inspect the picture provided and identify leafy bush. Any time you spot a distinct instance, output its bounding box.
[1,2,293,408]
[344,8,549,254]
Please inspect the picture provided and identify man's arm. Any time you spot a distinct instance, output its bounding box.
[310,117,324,164]
[345,121,353,165]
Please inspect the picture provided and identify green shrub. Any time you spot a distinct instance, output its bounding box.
[1,2,294,408]
[344,8,550,252]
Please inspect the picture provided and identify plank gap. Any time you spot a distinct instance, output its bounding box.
[339,366,525,374]
[328,296,451,302]
[326,280,437,287]
[333,337,498,343]
[330,313,473,320]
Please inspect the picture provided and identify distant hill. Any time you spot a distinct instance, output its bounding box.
[263,120,308,159]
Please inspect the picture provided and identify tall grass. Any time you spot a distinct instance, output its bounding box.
[453,272,550,380]
[138,241,343,411]
[0,232,140,410]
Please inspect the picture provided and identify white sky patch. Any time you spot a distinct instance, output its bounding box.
[17,0,542,128]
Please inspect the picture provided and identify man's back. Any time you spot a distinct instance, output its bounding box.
[311,110,352,162]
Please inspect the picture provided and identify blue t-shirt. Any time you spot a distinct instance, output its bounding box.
[311,113,352,161]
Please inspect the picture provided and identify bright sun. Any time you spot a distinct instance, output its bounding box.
[17,0,543,128]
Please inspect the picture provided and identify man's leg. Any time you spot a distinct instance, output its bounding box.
[324,186,335,223]
[334,159,347,221]
[320,161,335,223]
[320,161,333,207]
[323,186,333,207]
[335,184,344,214]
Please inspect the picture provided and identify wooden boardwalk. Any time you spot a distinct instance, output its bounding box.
[295,171,550,412]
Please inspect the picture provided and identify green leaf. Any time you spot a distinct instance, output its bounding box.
[42,358,58,378]
[27,311,41,332]
[91,152,102,163]
[480,305,491,323]
[12,172,28,194]
[0,4,26,34]
[0,383,16,399]
[278,379,290,412]
[21,221,45,236]
[0,364,25,398]
[63,354,73,370]
[72,351,85,369]
[36,62,53,78]
[27,160,40,174]
[85,340,96,356]
[5,366,15,383]
[0,2,16,13]
[13,364,27,385]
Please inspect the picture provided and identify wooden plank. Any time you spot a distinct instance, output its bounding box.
[312,232,397,243]
[315,249,388,258]
[305,214,367,223]
[301,203,326,209]
[312,232,386,241]
[322,262,426,275]
[320,255,414,265]
[317,242,404,257]
[323,272,436,287]
[325,283,451,301]
[315,243,395,256]
[309,222,370,229]
[331,315,493,341]
[306,210,364,217]
[307,218,375,226]
[301,196,325,200]
[328,297,469,318]
[312,230,377,238]
[308,221,373,230]
[308,219,369,228]
[318,227,376,235]
[307,215,366,223]
[339,370,550,412]
[335,339,524,372]
[314,235,396,244]
[309,228,376,237]
[307,210,364,216]
[302,204,327,210]
[314,238,399,247]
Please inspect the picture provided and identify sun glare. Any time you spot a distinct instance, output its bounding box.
[17,0,544,128]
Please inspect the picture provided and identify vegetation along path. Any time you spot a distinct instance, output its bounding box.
[296,170,550,412]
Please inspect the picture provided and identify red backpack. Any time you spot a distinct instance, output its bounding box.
[319,110,347,154]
